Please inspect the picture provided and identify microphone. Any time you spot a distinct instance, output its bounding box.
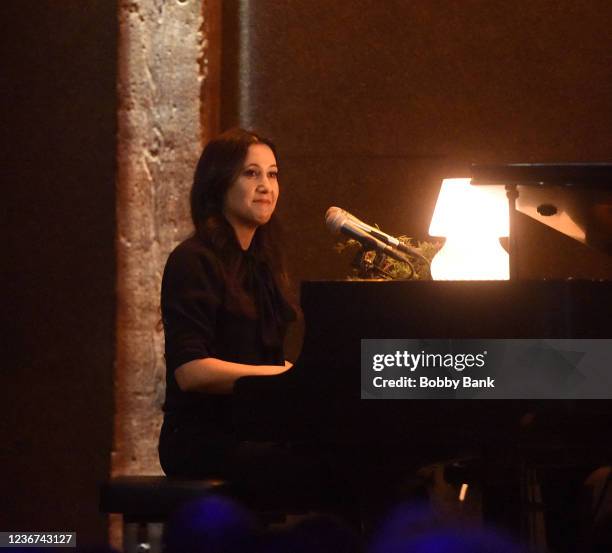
[327,207,429,262]
[325,206,416,265]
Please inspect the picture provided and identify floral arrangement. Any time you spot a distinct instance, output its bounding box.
[335,236,442,280]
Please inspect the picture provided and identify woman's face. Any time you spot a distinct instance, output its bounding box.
[223,143,279,230]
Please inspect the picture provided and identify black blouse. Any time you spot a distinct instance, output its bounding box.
[160,233,293,435]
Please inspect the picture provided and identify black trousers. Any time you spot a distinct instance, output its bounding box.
[158,415,352,512]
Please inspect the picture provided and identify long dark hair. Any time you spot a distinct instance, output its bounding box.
[190,128,295,318]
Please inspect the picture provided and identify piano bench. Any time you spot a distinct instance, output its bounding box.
[100,475,335,552]
[100,475,230,553]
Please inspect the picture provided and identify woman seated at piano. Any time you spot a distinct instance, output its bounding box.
[158,128,319,491]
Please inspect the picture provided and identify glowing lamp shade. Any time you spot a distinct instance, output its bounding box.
[428,178,509,280]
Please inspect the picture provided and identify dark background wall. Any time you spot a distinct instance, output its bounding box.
[1,1,116,544]
[222,0,612,282]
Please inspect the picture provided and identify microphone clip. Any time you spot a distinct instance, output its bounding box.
[351,244,413,280]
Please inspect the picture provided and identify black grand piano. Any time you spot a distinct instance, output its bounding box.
[233,164,612,544]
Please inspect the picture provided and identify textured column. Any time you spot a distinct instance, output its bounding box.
[113,0,218,542]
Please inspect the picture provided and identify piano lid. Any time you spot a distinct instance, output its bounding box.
[471,163,612,255]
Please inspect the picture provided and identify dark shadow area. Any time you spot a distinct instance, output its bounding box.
[0,0,117,544]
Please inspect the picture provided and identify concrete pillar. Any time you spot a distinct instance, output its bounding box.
[113,0,219,545]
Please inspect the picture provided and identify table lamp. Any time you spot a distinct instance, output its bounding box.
[428,178,509,280]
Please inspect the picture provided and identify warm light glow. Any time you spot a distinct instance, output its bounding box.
[429,178,509,280]
[459,483,469,502]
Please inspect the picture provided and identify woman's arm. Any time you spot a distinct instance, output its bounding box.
[175,358,293,394]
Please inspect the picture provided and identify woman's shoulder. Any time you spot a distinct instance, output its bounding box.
[164,235,224,282]
[170,234,216,258]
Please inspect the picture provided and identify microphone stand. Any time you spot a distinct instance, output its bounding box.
[351,247,415,280]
